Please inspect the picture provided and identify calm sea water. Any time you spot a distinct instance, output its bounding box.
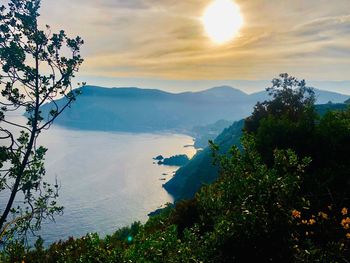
[1,116,196,245]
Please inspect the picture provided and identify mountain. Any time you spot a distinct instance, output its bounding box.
[40,85,255,132]
[41,85,349,133]
[164,103,349,201]
[249,88,350,105]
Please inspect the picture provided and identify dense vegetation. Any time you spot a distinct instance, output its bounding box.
[166,102,348,201]
[0,0,83,243]
[1,74,350,262]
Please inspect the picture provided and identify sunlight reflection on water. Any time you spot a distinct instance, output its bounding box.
[1,116,196,245]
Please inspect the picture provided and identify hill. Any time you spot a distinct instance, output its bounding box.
[164,103,348,200]
[250,88,350,105]
[40,85,254,133]
[163,120,244,200]
[40,86,349,133]
[10,92,350,262]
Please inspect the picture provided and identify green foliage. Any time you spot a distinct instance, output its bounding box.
[245,73,316,134]
[165,103,346,202]
[0,0,83,244]
[164,119,244,200]
[245,73,317,165]
[244,74,350,209]
[193,137,311,262]
[313,108,350,199]
[290,206,350,262]
[0,136,321,262]
[2,74,350,262]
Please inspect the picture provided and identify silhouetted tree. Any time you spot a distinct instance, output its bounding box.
[244,73,316,165]
[245,73,350,208]
[0,0,84,243]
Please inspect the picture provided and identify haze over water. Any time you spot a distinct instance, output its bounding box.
[1,116,196,245]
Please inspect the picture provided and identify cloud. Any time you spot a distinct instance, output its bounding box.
[35,0,350,82]
[99,0,149,9]
[295,15,350,38]
[60,0,150,10]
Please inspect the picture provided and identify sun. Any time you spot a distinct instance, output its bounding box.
[202,0,244,44]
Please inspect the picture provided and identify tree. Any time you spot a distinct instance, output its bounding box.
[244,73,350,209]
[244,73,316,165]
[0,0,84,242]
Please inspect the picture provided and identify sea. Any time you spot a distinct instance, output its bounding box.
[0,115,196,245]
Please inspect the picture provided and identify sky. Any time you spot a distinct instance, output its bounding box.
[9,0,350,93]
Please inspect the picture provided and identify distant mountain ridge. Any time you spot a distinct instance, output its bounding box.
[251,89,350,105]
[41,85,349,133]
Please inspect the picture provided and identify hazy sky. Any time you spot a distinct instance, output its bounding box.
[10,0,350,93]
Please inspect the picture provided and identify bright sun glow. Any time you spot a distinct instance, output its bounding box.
[202,0,244,44]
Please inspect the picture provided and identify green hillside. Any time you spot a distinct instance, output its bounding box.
[163,119,244,200]
[164,103,348,201]
[4,77,350,262]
